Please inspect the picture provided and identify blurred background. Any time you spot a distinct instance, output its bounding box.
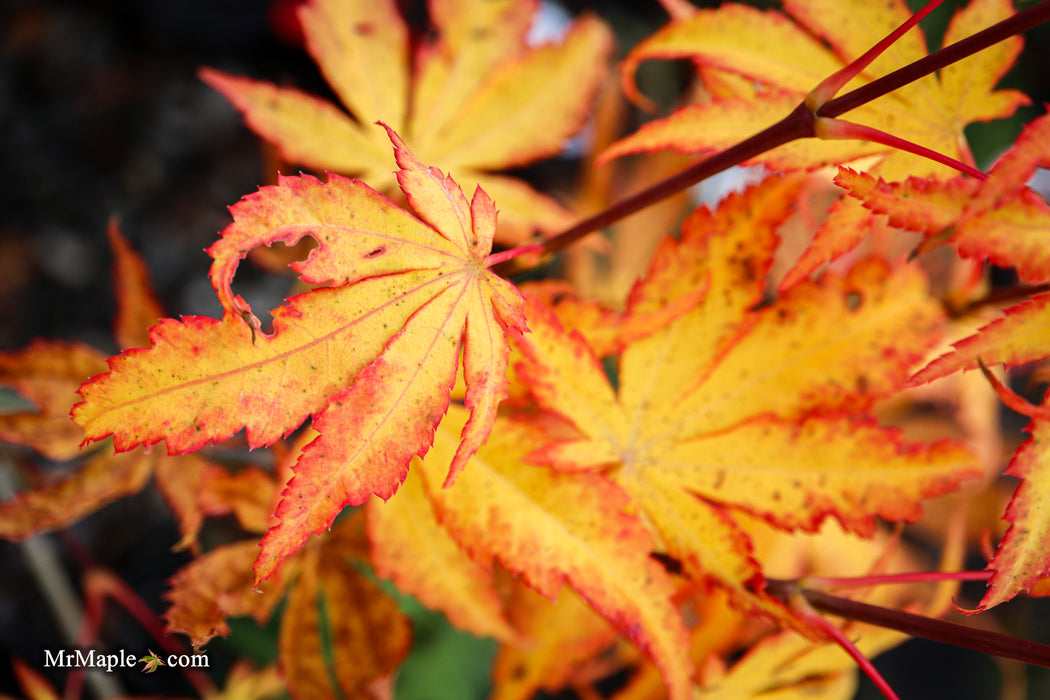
[1,0,1049,698]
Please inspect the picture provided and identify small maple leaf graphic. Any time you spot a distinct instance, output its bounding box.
[138,650,164,673]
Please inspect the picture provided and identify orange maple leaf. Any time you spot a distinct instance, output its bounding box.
[200,0,612,244]
[165,514,409,698]
[513,176,979,628]
[837,111,1050,286]
[73,126,528,583]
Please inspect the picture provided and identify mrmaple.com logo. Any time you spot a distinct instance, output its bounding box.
[43,648,209,673]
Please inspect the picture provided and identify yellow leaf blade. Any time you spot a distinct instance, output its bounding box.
[602,97,886,171]
[409,0,537,144]
[664,416,977,536]
[514,297,628,468]
[617,468,795,627]
[979,418,1050,609]
[298,0,410,131]
[491,583,618,700]
[938,0,1028,126]
[367,468,514,641]
[198,68,388,174]
[74,281,428,453]
[428,16,613,169]
[673,258,943,438]
[420,410,694,700]
[620,5,840,101]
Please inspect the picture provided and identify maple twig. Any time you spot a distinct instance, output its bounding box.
[514,2,1050,269]
[819,0,1050,119]
[513,102,816,264]
[793,586,1050,669]
[808,569,993,590]
[947,283,1050,317]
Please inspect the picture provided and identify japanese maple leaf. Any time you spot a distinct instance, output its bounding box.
[138,650,165,674]
[894,113,1050,387]
[73,126,527,583]
[200,0,612,244]
[891,112,1050,610]
[414,406,694,700]
[837,110,1050,286]
[513,175,978,626]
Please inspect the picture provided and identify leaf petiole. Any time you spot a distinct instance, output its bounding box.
[767,579,1050,670]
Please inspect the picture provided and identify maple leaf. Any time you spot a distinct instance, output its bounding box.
[513,176,978,629]
[73,126,527,583]
[0,448,153,541]
[895,106,1050,609]
[0,226,166,542]
[165,540,291,648]
[836,111,1050,285]
[881,114,1050,384]
[166,512,410,698]
[418,406,694,700]
[0,340,107,461]
[366,467,514,642]
[200,0,613,244]
[968,413,1050,610]
[138,650,165,674]
[491,583,619,700]
[279,540,411,698]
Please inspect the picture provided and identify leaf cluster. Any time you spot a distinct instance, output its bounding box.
[3,1,1050,699]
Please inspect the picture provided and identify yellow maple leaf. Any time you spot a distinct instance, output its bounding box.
[200,0,613,244]
[73,127,528,584]
[512,175,979,628]
[417,406,694,700]
[366,467,515,642]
